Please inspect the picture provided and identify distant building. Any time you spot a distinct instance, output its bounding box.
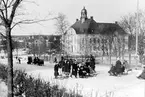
[0,34,61,54]
[64,7,127,56]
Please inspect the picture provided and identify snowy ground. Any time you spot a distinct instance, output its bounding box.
[27,66,144,97]
[0,55,144,97]
[0,80,7,97]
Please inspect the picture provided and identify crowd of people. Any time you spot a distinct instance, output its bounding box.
[27,56,44,66]
[54,55,96,78]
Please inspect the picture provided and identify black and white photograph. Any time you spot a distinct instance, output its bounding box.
[0,0,145,97]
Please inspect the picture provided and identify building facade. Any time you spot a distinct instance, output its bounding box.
[64,7,127,57]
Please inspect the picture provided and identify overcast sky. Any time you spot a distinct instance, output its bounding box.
[12,0,145,35]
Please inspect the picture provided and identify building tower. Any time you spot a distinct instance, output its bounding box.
[80,7,88,23]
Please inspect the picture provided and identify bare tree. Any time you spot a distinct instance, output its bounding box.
[55,13,69,34]
[0,0,55,96]
[119,10,145,65]
[55,13,69,55]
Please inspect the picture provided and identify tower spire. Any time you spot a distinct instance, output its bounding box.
[81,6,87,23]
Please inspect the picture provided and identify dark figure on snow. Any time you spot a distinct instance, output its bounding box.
[54,57,57,63]
[115,59,123,75]
[71,60,78,78]
[108,64,116,76]
[18,58,21,64]
[121,61,126,73]
[90,55,95,71]
[65,60,70,73]
[54,63,60,79]
[27,56,32,64]
[85,59,91,75]
[79,64,87,78]
[85,59,90,67]
[108,59,125,76]
[33,57,37,64]
[59,56,65,73]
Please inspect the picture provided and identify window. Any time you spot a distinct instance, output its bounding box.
[90,38,92,43]
[93,38,96,44]
[97,39,100,44]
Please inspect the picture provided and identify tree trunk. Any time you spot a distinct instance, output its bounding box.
[6,27,14,97]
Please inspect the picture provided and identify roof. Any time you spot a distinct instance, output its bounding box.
[71,19,127,35]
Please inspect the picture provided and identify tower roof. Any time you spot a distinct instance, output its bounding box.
[81,6,87,14]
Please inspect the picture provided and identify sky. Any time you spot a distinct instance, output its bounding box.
[11,0,145,35]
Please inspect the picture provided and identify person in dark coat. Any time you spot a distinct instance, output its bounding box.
[54,57,57,63]
[65,60,70,73]
[27,56,32,64]
[79,64,87,78]
[18,58,21,64]
[121,61,126,73]
[85,59,90,67]
[108,64,117,76]
[59,56,65,73]
[54,63,59,78]
[115,59,122,75]
[85,59,90,75]
[33,57,37,64]
[90,55,95,71]
[71,60,78,78]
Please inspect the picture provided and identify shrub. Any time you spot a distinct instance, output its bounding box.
[0,64,83,97]
[0,64,8,82]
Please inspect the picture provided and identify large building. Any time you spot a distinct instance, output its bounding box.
[64,7,127,56]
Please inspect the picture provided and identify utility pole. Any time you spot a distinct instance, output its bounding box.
[135,0,140,66]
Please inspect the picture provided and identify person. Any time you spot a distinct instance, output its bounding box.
[85,59,90,67]
[27,56,32,64]
[108,64,116,76]
[137,66,145,79]
[85,59,91,75]
[71,60,78,78]
[59,56,65,74]
[54,63,59,79]
[90,55,95,71]
[78,63,87,78]
[18,58,21,64]
[33,57,37,64]
[115,58,122,75]
[54,57,57,63]
[122,60,127,74]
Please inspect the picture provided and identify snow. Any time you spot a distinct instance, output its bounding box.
[27,66,145,97]
[0,53,144,97]
[0,80,7,97]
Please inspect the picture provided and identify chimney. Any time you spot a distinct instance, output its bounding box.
[76,19,79,22]
[90,16,93,20]
[115,21,118,24]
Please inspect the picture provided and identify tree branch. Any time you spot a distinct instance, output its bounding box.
[9,0,23,25]
[0,32,6,38]
[2,0,8,19]
[8,0,15,7]
[0,9,6,25]
[11,17,57,29]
